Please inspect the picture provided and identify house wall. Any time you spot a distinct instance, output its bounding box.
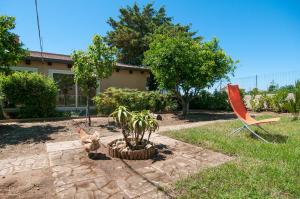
[100,70,149,91]
[16,60,149,91]
[18,60,70,76]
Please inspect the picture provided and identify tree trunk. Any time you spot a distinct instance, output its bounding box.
[182,99,190,116]
[64,94,67,106]
[86,96,91,126]
[122,129,132,148]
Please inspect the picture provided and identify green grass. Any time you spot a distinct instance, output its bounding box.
[162,115,300,199]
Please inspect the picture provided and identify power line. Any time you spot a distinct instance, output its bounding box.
[34,0,44,62]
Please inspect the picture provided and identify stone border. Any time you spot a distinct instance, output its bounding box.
[107,138,157,160]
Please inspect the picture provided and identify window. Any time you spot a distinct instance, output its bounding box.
[53,73,76,107]
[77,86,96,107]
[49,69,98,108]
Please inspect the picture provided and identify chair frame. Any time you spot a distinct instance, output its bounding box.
[227,84,279,143]
[229,120,270,143]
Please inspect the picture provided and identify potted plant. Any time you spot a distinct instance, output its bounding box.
[108,106,159,159]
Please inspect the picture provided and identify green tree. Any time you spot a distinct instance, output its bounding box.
[144,30,237,116]
[106,3,198,90]
[71,35,117,126]
[106,3,172,66]
[0,16,27,74]
[268,80,279,92]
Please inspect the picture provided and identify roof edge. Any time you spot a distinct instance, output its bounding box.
[27,50,150,71]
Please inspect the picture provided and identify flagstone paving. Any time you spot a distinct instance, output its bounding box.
[0,122,234,199]
[46,134,233,198]
[0,154,49,176]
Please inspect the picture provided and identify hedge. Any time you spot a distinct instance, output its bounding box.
[0,71,58,118]
[93,87,177,115]
[189,90,233,111]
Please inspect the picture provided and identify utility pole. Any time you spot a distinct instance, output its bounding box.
[255,75,258,89]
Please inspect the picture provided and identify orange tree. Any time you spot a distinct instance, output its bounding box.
[144,29,237,116]
[71,35,117,126]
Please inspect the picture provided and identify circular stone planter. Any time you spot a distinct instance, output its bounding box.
[108,138,157,160]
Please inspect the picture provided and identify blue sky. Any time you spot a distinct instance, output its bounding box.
[1,0,300,78]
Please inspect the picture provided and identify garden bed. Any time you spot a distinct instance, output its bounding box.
[107,138,157,160]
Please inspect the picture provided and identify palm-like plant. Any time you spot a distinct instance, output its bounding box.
[131,111,148,146]
[286,81,300,120]
[146,116,159,143]
[111,106,159,149]
[110,106,132,147]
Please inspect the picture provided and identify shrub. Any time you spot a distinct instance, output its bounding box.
[210,90,231,110]
[249,88,290,113]
[285,81,300,120]
[93,87,177,115]
[0,72,57,118]
[250,94,269,112]
[189,90,231,111]
[268,89,289,112]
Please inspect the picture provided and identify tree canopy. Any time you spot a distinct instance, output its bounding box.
[71,35,117,125]
[0,16,27,74]
[106,3,172,66]
[106,3,198,90]
[144,29,237,115]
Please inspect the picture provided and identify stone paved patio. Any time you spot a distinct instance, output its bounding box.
[0,121,234,199]
[45,133,233,198]
[0,154,49,176]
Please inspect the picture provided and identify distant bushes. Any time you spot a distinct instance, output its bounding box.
[285,81,300,120]
[93,87,177,115]
[0,72,57,118]
[249,82,300,116]
[190,90,233,111]
[250,88,291,113]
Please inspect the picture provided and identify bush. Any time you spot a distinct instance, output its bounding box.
[0,72,57,118]
[93,87,177,115]
[250,94,269,112]
[268,89,289,112]
[249,88,290,113]
[189,90,231,111]
[285,81,300,120]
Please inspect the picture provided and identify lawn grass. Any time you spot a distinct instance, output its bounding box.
[162,115,300,198]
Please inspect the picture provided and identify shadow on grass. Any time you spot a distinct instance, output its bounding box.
[173,110,236,123]
[0,124,66,147]
[249,131,288,143]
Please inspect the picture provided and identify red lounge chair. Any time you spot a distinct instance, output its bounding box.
[227,84,280,143]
